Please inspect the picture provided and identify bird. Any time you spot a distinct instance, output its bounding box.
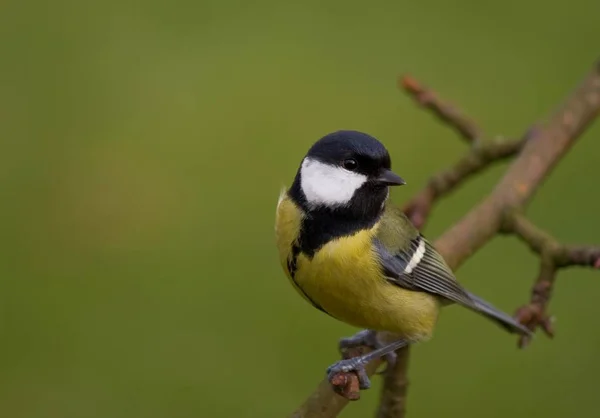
[274,130,532,389]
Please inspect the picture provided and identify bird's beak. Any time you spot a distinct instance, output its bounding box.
[376,169,406,186]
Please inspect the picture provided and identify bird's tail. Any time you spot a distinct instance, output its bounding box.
[466,291,533,336]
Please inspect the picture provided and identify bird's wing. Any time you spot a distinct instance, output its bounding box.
[374,205,532,336]
[374,235,476,309]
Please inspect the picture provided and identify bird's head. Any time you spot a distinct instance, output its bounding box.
[291,130,405,216]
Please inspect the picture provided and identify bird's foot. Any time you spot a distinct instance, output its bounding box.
[338,329,396,374]
[327,357,372,390]
[327,336,410,391]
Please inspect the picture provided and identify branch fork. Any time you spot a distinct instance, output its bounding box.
[401,75,527,229]
[501,210,600,347]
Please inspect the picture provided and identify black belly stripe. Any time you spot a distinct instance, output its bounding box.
[287,243,301,278]
[287,242,332,316]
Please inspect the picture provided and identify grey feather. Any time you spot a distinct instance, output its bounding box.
[466,291,533,335]
[376,237,475,308]
[375,235,532,336]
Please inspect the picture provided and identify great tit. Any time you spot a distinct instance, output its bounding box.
[275,130,532,389]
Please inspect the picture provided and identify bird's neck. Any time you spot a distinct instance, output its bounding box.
[289,174,385,257]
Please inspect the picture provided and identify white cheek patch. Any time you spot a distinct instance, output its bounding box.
[300,158,367,208]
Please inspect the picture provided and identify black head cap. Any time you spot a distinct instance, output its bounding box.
[306,130,392,176]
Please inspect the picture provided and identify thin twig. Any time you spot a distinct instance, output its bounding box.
[400,75,483,144]
[400,75,540,229]
[502,211,600,347]
[290,60,600,418]
[403,136,525,229]
[375,346,410,418]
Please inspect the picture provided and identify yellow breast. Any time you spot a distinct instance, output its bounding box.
[275,191,440,339]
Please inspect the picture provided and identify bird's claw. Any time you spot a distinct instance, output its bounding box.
[338,329,397,374]
[327,358,371,389]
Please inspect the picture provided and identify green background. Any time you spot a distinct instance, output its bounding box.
[2,1,600,417]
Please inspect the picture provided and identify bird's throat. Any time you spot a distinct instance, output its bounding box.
[289,172,388,257]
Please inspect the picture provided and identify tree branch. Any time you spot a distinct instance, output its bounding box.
[403,135,525,229]
[400,75,484,144]
[436,61,600,269]
[375,346,411,418]
[502,211,600,347]
[289,60,600,418]
[400,74,535,229]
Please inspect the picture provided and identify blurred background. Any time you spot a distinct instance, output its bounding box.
[2,1,600,417]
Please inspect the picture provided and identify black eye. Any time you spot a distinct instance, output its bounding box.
[343,159,358,170]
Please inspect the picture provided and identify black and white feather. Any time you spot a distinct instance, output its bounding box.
[375,235,532,335]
